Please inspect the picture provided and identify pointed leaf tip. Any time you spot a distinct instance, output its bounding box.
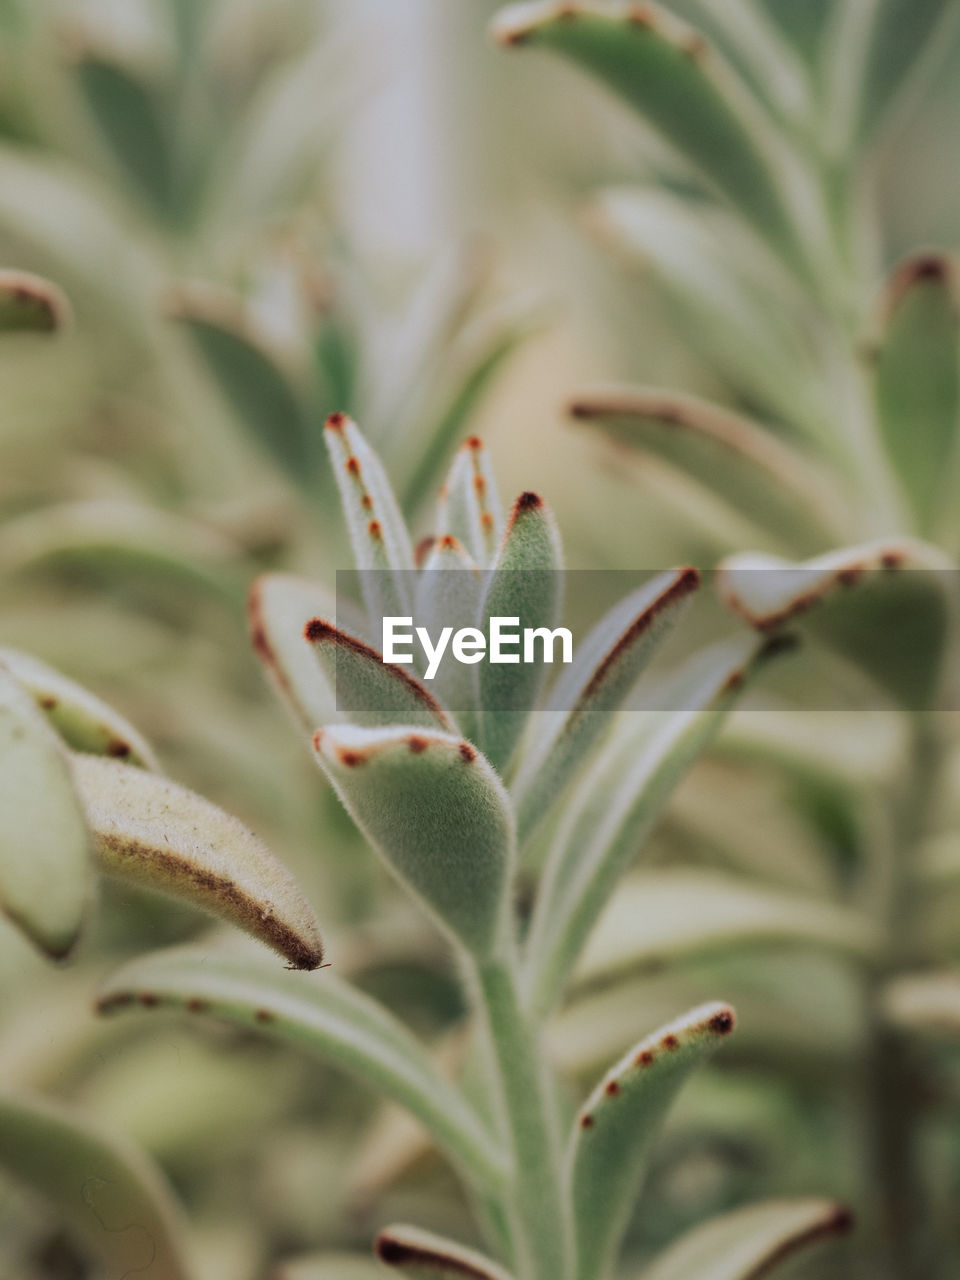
[375,1225,513,1279]
[0,270,71,333]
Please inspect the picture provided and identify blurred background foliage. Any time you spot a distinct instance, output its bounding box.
[2,1,960,1278]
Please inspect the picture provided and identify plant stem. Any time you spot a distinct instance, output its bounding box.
[472,951,571,1280]
[863,713,943,1280]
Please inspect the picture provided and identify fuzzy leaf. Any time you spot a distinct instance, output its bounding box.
[414,537,484,731]
[375,1225,513,1279]
[476,491,564,771]
[73,53,176,217]
[716,539,954,705]
[0,668,92,958]
[97,946,505,1192]
[170,288,319,485]
[0,648,157,768]
[0,268,71,332]
[513,568,700,843]
[494,1,804,267]
[248,573,339,732]
[304,618,451,731]
[882,969,960,1039]
[0,1089,193,1280]
[436,436,504,567]
[526,634,790,1013]
[313,725,512,958]
[72,755,324,969]
[569,1001,737,1280]
[570,387,847,549]
[325,414,415,627]
[574,870,879,990]
[639,1197,852,1280]
[871,254,960,534]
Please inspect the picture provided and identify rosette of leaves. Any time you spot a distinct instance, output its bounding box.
[494,3,960,1275]
[91,417,852,1280]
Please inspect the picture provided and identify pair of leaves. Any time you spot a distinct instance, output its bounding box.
[0,650,323,968]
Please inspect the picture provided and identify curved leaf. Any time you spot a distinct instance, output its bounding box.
[375,1225,513,1279]
[476,491,564,771]
[312,724,513,958]
[0,268,71,332]
[0,668,92,957]
[639,1197,852,1280]
[569,1002,737,1280]
[72,754,324,969]
[169,287,318,484]
[526,634,790,1013]
[304,618,451,731]
[414,537,484,731]
[0,1089,193,1280]
[436,436,504,567]
[0,647,157,767]
[325,414,415,627]
[73,52,176,217]
[97,946,506,1193]
[574,870,879,990]
[569,386,846,549]
[493,1,805,268]
[870,253,960,535]
[513,567,700,843]
[248,573,338,732]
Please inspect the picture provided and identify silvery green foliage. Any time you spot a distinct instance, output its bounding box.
[496,2,960,1274]
[93,418,849,1280]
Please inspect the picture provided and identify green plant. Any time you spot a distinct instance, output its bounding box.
[493,3,960,1277]
[2,414,850,1280]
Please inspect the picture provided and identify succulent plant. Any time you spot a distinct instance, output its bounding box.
[494,3,960,1276]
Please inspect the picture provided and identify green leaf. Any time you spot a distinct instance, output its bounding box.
[72,754,324,969]
[882,969,960,1040]
[0,668,92,958]
[414,536,484,732]
[568,1001,737,1280]
[0,499,243,607]
[96,946,506,1193]
[638,1197,852,1280]
[73,52,176,217]
[436,436,504,567]
[715,539,954,705]
[573,870,879,990]
[248,573,339,732]
[375,1225,513,1279]
[584,189,828,437]
[170,288,319,485]
[526,633,790,1013]
[325,414,415,627]
[0,1089,194,1280]
[494,1,806,269]
[871,254,960,535]
[570,386,848,550]
[513,567,700,844]
[0,268,71,332]
[312,724,513,958]
[304,618,451,731]
[476,491,563,772]
[856,0,960,146]
[0,648,157,768]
